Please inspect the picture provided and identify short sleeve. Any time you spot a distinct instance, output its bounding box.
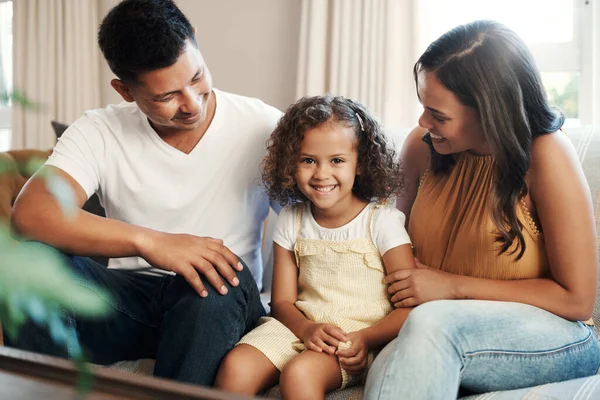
[272,205,298,251]
[371,206,411,255]
[45,115,106,199]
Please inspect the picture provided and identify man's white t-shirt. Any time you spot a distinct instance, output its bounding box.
[46,88,282,290]
[273,202,411,256]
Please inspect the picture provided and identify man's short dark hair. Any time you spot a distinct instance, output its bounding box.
[98,0,197,84]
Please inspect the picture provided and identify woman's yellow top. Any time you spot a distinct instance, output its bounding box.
[409,152,549,280]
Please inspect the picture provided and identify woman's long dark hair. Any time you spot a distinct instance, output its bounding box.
[415,20,564,259]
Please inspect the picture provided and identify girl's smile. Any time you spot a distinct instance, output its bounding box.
[311,184,338,194]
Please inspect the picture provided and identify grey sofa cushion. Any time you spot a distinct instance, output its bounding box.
[567,126,600,337]
[461,375,600,399]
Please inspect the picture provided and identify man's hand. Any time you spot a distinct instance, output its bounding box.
[137,231,243,297]
[336,331,369,374]
[301,322,347,355]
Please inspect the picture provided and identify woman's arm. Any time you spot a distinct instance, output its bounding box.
[270,243,347,353]
[388,132,597,321]
[459,131,596,320]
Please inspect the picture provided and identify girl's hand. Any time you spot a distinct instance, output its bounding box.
[336,331,369,374]
[302,322,347,354]
[383,258,459,307]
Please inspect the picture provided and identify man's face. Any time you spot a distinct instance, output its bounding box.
[115,41,214,136]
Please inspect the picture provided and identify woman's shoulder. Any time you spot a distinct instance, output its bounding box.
[530,130,579,173]
[529,130,583,194]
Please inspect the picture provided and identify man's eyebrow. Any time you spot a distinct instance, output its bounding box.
[152,69,203,100]
[152,90,178,101]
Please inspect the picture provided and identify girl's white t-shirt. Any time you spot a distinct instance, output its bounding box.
[273,202,411,256]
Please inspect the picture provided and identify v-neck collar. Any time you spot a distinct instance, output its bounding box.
[141,89,223,158]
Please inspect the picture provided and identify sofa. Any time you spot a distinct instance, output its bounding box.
[1,126,600,399]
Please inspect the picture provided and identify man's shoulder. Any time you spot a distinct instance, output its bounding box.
[80,102,140,125]
[66,102,144,141]
[216,89,282,123]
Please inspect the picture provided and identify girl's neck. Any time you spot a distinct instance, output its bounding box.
[311,196,369,229]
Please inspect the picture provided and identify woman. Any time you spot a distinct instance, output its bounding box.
[365,20,600,399]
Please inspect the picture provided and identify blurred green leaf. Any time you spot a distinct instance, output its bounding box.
[0,89,44,110]
[0,228,110,319]
[0,131,105,395]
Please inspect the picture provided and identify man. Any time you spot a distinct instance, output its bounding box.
[9,0,281,386]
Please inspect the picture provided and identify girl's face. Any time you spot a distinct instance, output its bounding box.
[416,70,488,155]
[296,121,360,216]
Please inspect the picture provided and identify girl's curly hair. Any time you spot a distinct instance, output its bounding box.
[263,95,403,206]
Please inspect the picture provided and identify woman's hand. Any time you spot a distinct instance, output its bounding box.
[384,259,459,307]
[336,331,369,375]
[301,322,347,354]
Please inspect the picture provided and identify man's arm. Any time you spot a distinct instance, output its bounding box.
[11,166,242,297]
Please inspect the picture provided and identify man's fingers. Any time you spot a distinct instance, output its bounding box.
[221,245,244,272]
[383,269,412,284]
[204,250,239,287]
[206,240,243,271]
[183,270,208,298]
[192,259,228,295]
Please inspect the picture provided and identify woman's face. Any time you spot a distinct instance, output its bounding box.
[416,70,488,155]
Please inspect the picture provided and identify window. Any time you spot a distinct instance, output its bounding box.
[0,0,12,151]
[417,0,591,127]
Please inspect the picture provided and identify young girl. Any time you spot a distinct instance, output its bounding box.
[215,95,415,399]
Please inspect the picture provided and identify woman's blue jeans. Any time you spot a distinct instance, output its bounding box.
[364,300,600,400]
[3,246,265,387]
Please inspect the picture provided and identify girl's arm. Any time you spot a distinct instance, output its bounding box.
[337,243,415,373]
[270,243,347,353]
[358,244,416,350]
[388,131,597,321]
[270,243,310,335]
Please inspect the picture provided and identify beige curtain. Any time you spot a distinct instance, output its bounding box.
[12,0,102,150]
[296,0,419,132]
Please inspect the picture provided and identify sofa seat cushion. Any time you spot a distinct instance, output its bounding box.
[263,385,364,399]
[460,375,600,399]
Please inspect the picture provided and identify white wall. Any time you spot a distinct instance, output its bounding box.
[100,0,301,112]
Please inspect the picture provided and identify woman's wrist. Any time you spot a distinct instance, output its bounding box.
[452,274,472,300]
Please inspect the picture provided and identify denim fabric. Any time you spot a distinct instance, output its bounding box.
[4,244,265,387]
[364,300,600,400]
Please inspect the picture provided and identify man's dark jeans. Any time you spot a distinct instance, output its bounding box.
[3,246,265,387]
